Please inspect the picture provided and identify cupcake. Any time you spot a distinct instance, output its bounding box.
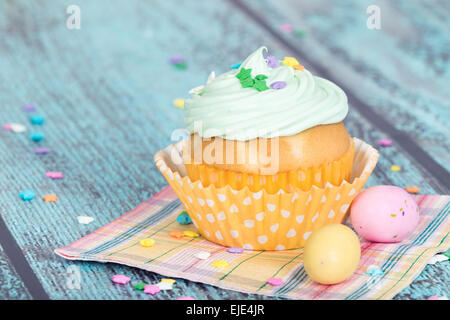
[155,47,378,250]
[183,47,354,193]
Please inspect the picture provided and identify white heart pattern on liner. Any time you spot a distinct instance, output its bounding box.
[217,211,226,220]
[267,204,276,212]
[230,204,239,213]
[270,224,279,232]
[243,197,252,205]
[230,230,239,238]
[303,231,312,240]
[255,212,265,221]
[206,199,215,207]
[217,194,226,202]
[197,198,205,206]
[286,229,296,238]
[258,235,268,244]
[312,212,319,222]
[215,230,223,240]
[206,214,215,222]
[275,244,286,251]
[244,220,255,228]
[340,204,350,213]
[253,190,262,199]
[281,210,290,218]
[328,210,335,218]
[296,215,304,224]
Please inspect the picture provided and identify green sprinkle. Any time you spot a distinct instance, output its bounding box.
[444,253,450,259]
[255,74,268,80]
[236,68,252,80]
[173,62,187,70]
[134,282,148,290]
[294,29,307,37]
[253,79,270,91]
[240,78,255,88]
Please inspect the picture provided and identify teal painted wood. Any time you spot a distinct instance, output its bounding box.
[0,0,448,300]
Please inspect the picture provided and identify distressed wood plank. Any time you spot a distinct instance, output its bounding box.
[0,0,447,300]
[0,244,31,299]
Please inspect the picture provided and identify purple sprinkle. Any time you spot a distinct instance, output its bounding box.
[23,104,36,112]
[169,56,185,64]
[34,147,49,155]
[266,56,279,68]
[227,247,244,254]
[270,81,287,90]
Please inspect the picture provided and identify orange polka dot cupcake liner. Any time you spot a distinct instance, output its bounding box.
[154,138,379,250]
[184,141,355,194]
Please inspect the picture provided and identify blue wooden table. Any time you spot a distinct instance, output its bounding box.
[0,0,448,300]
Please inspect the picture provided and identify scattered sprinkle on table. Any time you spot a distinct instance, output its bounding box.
[227,247,244,254]
[294,29,306,37]
[29,115,45,125]
[405,186,420,194]
[10,123,27,133]
[390,165,401,172]
[173,99,185,109]
[29,132,45,142]
[427,295,448,300]
[133,282,148,290]
[176,211,192,225]
[267,278,284,286]
[3,123,12,131]
[176,296,195,300]
[169,56,185,64]
[427,254,449,265]
[161,278,176,284]
[365,265,383,276]
[144,284,160,295]
[112,274,131,285]
[378,139,392,147]
[157,281,174,291]
[280,23,293,33]
[170,230,184,239]
[19,190,35,201]
[46,171,64,179]
[183,230,199,238]
[230,62,242,69]
[23,104,36,112]
[270,81,286,90]
[210,259,228,269]
[42,194,58,202]
[34,147,49,155]
[195,251,211,260]
[77,216,94,224]
[139,238,155,247]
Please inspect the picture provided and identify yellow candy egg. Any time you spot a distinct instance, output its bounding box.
[303,224,360,285]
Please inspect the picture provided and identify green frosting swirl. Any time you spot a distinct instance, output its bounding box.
[184,47,348,140]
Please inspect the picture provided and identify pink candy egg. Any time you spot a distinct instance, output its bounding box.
[350,186,419,243]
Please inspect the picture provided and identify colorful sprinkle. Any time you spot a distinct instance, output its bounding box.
[19,190,35,201]
[405,186,420,194]
[210,259,228,269]
[23,104,36,112]
[280,23,293,33]
[77,216,94,224]
[270,81,287,90]
[169,56,185,64]
[195,251,211,260]
[161,278,176,284]
[140,238,155,247]
[267,278,284,286]
[143,284,160,295]
[42,194,58,202]
[266,55,279,68]
[227,247,244,254]
[427,254,449,265]
[176,211,192,225]
[172,62,187,70]
[176,296,195,300]
[253,79,270,92]
[3,124,12,131]
[170,230,184,239]
[236,68,252,80]
[390,165,401,172]
[427,295,439,300]
[34,147,50,155]
[294,29,307,37]
[133,282,148,290]
[378,139,392,147]
[9,123,27,133]
[183,230,199,238]
[365,265,383,276]
[282,57,300,67]
[157,281,173,291]
[29,115,45,125]
[112,275,131,285]
[173,99,185,109]
[46,171,64,179]
[292,64,305,71]
[29,132,45,142]
[230,62,242,69]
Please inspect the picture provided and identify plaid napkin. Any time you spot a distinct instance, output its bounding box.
[55,186,449,300]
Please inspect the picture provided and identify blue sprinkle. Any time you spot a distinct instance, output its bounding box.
[176,211,192,225]
[19,190,35,201]
[365,266,383,276]
[29,132,45,142]
[230,62,242,69]
[29,115,45,125]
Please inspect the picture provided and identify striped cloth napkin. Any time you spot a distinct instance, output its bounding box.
[55,186,449,300]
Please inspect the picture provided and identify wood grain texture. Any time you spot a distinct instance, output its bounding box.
[0,0,447,300]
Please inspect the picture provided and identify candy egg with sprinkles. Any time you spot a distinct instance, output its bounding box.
[350,185,419,243]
